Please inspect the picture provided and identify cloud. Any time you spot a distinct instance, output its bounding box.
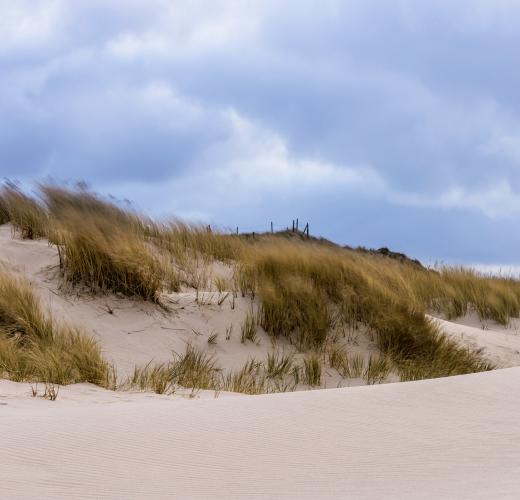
[101,106,386,221]
[2,1,520,262]
[393,180,520,218]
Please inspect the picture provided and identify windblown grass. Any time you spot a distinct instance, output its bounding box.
[1,180,513,385]
[0,182,48,239]
[0,267,112,386]
[237,241,497,380]
[41,185,174,300]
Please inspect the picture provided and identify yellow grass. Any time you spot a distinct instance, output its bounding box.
[0,181,48,239]
[0,267,112,386]
[0,180,512,384]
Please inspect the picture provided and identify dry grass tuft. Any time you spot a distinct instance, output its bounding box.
[241,312,258,344]
[349,354,366,378]
[303,354,322,386]
[328,345,351,378]
[0,182,48,239]
[0,267,112,386]
[222,358,266,395]
[41,185,174,300]
[364,354,391,384]
[129,362,174,394]
[266,350,293,379]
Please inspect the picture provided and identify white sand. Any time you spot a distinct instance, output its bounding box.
[2,224,520,498]
[2,368,520,499]
[430,314,520,368]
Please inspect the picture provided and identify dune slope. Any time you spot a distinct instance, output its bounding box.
[2,368,520,499]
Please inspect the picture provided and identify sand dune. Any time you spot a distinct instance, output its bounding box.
[2,368,520,499]
[431,314,520,368]
[3,224,520,498]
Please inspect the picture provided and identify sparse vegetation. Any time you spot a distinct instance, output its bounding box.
[207,331,219,345]
[328,345,351,378]
[241,312,258,344]
[266,351,293,379]
[129,362,174,394]
[349,354,365,378]
[222,358,266,395]
[303,354,322,386]
[364,355,390,385]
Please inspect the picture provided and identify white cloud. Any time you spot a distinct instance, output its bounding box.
[482,133,520,165]
[392,179,520,218]
[207,110,385,193]
[100,105,387,219]
[0,0,63,51]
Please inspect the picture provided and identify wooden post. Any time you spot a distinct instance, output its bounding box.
[252,231,255,240]
[270,221,273,233]
[236,227,239,235]
[296,218,299,231]
[292,220,295,232]
[304,223,309,239]
[207,224,211,232]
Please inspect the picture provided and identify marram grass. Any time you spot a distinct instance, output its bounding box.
[1,180,513,386]
[0,267,112,386]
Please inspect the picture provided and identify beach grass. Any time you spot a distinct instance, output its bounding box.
[0,267,112,386]
[1,180,513,386]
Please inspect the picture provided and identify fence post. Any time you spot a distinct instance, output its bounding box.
[292,220,295,232]
[304,223,309,239]
[296,218,299,231]
[236,226,239,235]
[271,221,273,233]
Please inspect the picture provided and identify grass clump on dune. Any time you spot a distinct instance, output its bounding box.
[303,354,322,386]
[41,185,175,301]
[55,215,169,300]
[127,348,302,395]
[0,267,112,386]
[238,241,495,380]
[0,182,48,239]
[128,344,222,394]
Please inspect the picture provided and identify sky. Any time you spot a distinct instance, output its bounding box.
[2,0,520,265]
